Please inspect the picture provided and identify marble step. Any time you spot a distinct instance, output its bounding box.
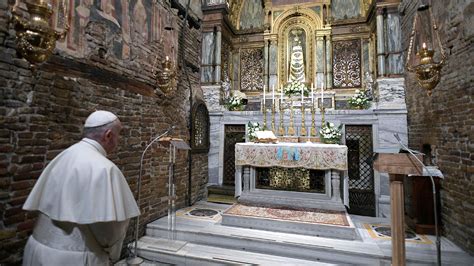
[146,218,386,265]
[134,236,333,266]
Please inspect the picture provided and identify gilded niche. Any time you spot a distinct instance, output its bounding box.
[333,39,361,88]
[240,48,264,91]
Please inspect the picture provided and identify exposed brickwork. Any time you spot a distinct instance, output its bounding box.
[0,0,204,264]
[401,0,474,255]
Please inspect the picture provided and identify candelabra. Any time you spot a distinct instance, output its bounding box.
[310,103,317,137]
[320,106,326,126]
[279,99,285,136]
[271,101,276,133]
[300,101,307,136]
[262,99,267,129]
[288,99,295,136]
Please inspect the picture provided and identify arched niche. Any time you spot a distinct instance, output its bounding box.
[273,8,323,87]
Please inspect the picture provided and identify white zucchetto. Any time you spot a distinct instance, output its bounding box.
[84,110,118,128]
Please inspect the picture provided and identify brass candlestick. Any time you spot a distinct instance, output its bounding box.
[271,100,276,133]
[320,106,326,126]
[262,99,267,130]
[300,101,307,136]
[279,98,285,136]
[311,103,317,137]
[288,99,295,136]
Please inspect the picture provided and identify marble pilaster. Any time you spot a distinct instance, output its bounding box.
[214,30,222,83]
[376,9,385,77]
[376,77,406,109]
[325,36,333,89]
[263,39,269,89]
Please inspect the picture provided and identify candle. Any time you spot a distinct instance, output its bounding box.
[311,83,314,105]
[263,85,266,111]
[422,42,427,49]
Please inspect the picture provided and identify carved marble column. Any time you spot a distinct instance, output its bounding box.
[376,8,385,77]
[331,170,342,203]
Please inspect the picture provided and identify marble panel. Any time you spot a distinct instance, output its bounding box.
[202,85,224,112]
[269,43,278,75]
[376,78,406,109]
[331,0,361,20]
[386,14,403,75]
[201,33,215,83]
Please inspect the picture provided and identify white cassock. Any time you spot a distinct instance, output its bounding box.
[23,138,140,266]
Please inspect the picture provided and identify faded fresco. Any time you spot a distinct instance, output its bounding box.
[331,0,361,20]
[239,0,264,30]
[53,0,177,65]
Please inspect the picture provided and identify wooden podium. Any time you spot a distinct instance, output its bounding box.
[374,153,423,266]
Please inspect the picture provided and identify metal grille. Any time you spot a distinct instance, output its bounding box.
[333,39,361,88]
[345,125,375,216]
[191,102,210,153]
[223,125,246,186]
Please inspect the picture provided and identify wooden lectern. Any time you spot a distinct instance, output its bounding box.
[374,153,423,266]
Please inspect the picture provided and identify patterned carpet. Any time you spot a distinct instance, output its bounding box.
[224,204,349,226]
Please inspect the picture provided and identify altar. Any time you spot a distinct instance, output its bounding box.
[234,142,348,211]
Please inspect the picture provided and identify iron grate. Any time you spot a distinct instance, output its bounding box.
[345,125,375,216]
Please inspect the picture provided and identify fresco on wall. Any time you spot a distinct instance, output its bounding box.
[53,0,174,63]
[331,0,361,20]
[239,0,264,30]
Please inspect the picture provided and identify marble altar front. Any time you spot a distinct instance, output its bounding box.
[234,142,348,211]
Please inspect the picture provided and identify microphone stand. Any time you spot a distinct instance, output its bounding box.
[127,126,175,266]
[394,133,442,266]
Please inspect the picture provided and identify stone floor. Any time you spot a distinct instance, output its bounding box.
[118,201,473,265]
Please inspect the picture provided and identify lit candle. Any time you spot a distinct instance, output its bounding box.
[422,42,427,49]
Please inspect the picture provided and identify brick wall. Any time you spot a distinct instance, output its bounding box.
[401,0,474,254]
[0,0,205,264]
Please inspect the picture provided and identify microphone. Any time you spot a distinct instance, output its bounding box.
[128,125,175,265]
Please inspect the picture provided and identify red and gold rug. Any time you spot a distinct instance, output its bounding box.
[224,204,349,226]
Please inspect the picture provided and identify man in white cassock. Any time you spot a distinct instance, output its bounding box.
[22,110,140,266]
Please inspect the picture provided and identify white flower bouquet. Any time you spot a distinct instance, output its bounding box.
[283,80,309,96]
[247,121,262,142]
[224,95,245,111]
[348,89,370,109]
[319,122,343,144]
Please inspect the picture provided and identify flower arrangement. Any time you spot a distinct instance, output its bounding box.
[225,91,247,111]
[247,121,262,142]
[319,122,343,144]
[347,89,370,109]
[283,80,310,96]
